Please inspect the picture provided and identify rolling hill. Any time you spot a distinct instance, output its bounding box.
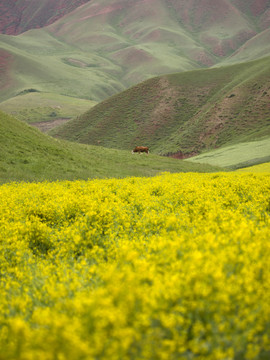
[0,111,222,183]
[50,56,270,159]
[0,92,97,127]
[0,0,270,109]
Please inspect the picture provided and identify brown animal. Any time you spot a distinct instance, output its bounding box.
[132,146,149,154]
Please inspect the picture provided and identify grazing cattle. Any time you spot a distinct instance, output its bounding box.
[132,146,149,154]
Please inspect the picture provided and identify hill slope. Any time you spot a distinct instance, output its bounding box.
[0,0,269,105]
[51,56,270,156]
[0,0,90,35]
[221,27,270,64]
[0,111,222,183]
[0,92,97,127]
[0,32,125,103]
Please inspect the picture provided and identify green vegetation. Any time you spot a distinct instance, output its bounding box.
[186,138,270,169]
[0,31,125,103]
[0,92,97,124]
[51,56,270,156]
[0,111,223,183]
[221,28,270,66]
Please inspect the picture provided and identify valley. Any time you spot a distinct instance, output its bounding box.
[0,0,269,179]
[50,56,270,163]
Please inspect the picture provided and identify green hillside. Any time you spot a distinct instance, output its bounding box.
[51,56,270,157]
[0,92,97,126]
[222,28,270,65]
[0,111,222,183]
[0,32,125,103]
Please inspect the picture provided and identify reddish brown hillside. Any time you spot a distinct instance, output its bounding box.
[47,0,269,60]
[232,0,269,17]
[166,0,261,57]
[0,0,91,35]
[231,0,270,29]
[50,56,270,156]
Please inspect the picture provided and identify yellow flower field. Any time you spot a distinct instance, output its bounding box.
[236,162,270,173]
[0,172,269,360]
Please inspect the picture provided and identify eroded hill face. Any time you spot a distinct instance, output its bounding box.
[0,0,91,35]
[46,0,269,61]
[50,56,270,156]
[2,0,269,38]
[0,49,14,92]
[232,0,270,24]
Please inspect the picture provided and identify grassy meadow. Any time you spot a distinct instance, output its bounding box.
[0,172,270,360]
[186,138,270,169]
[0,111,223,184]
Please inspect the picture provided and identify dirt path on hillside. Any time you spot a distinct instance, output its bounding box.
[31,118,70,133]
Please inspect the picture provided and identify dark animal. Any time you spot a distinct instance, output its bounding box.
[132,146,149,154]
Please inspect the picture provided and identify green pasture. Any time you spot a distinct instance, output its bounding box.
[186,138,270,169]
[0,23,198,106]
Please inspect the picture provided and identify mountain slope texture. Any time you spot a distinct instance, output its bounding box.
[51,56,270,156]
[0,0,91,35]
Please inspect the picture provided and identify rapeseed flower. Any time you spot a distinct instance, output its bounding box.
[0,173,269,359]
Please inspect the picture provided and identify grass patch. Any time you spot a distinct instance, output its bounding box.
[186,138,270,169]
[0,111,223,183]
